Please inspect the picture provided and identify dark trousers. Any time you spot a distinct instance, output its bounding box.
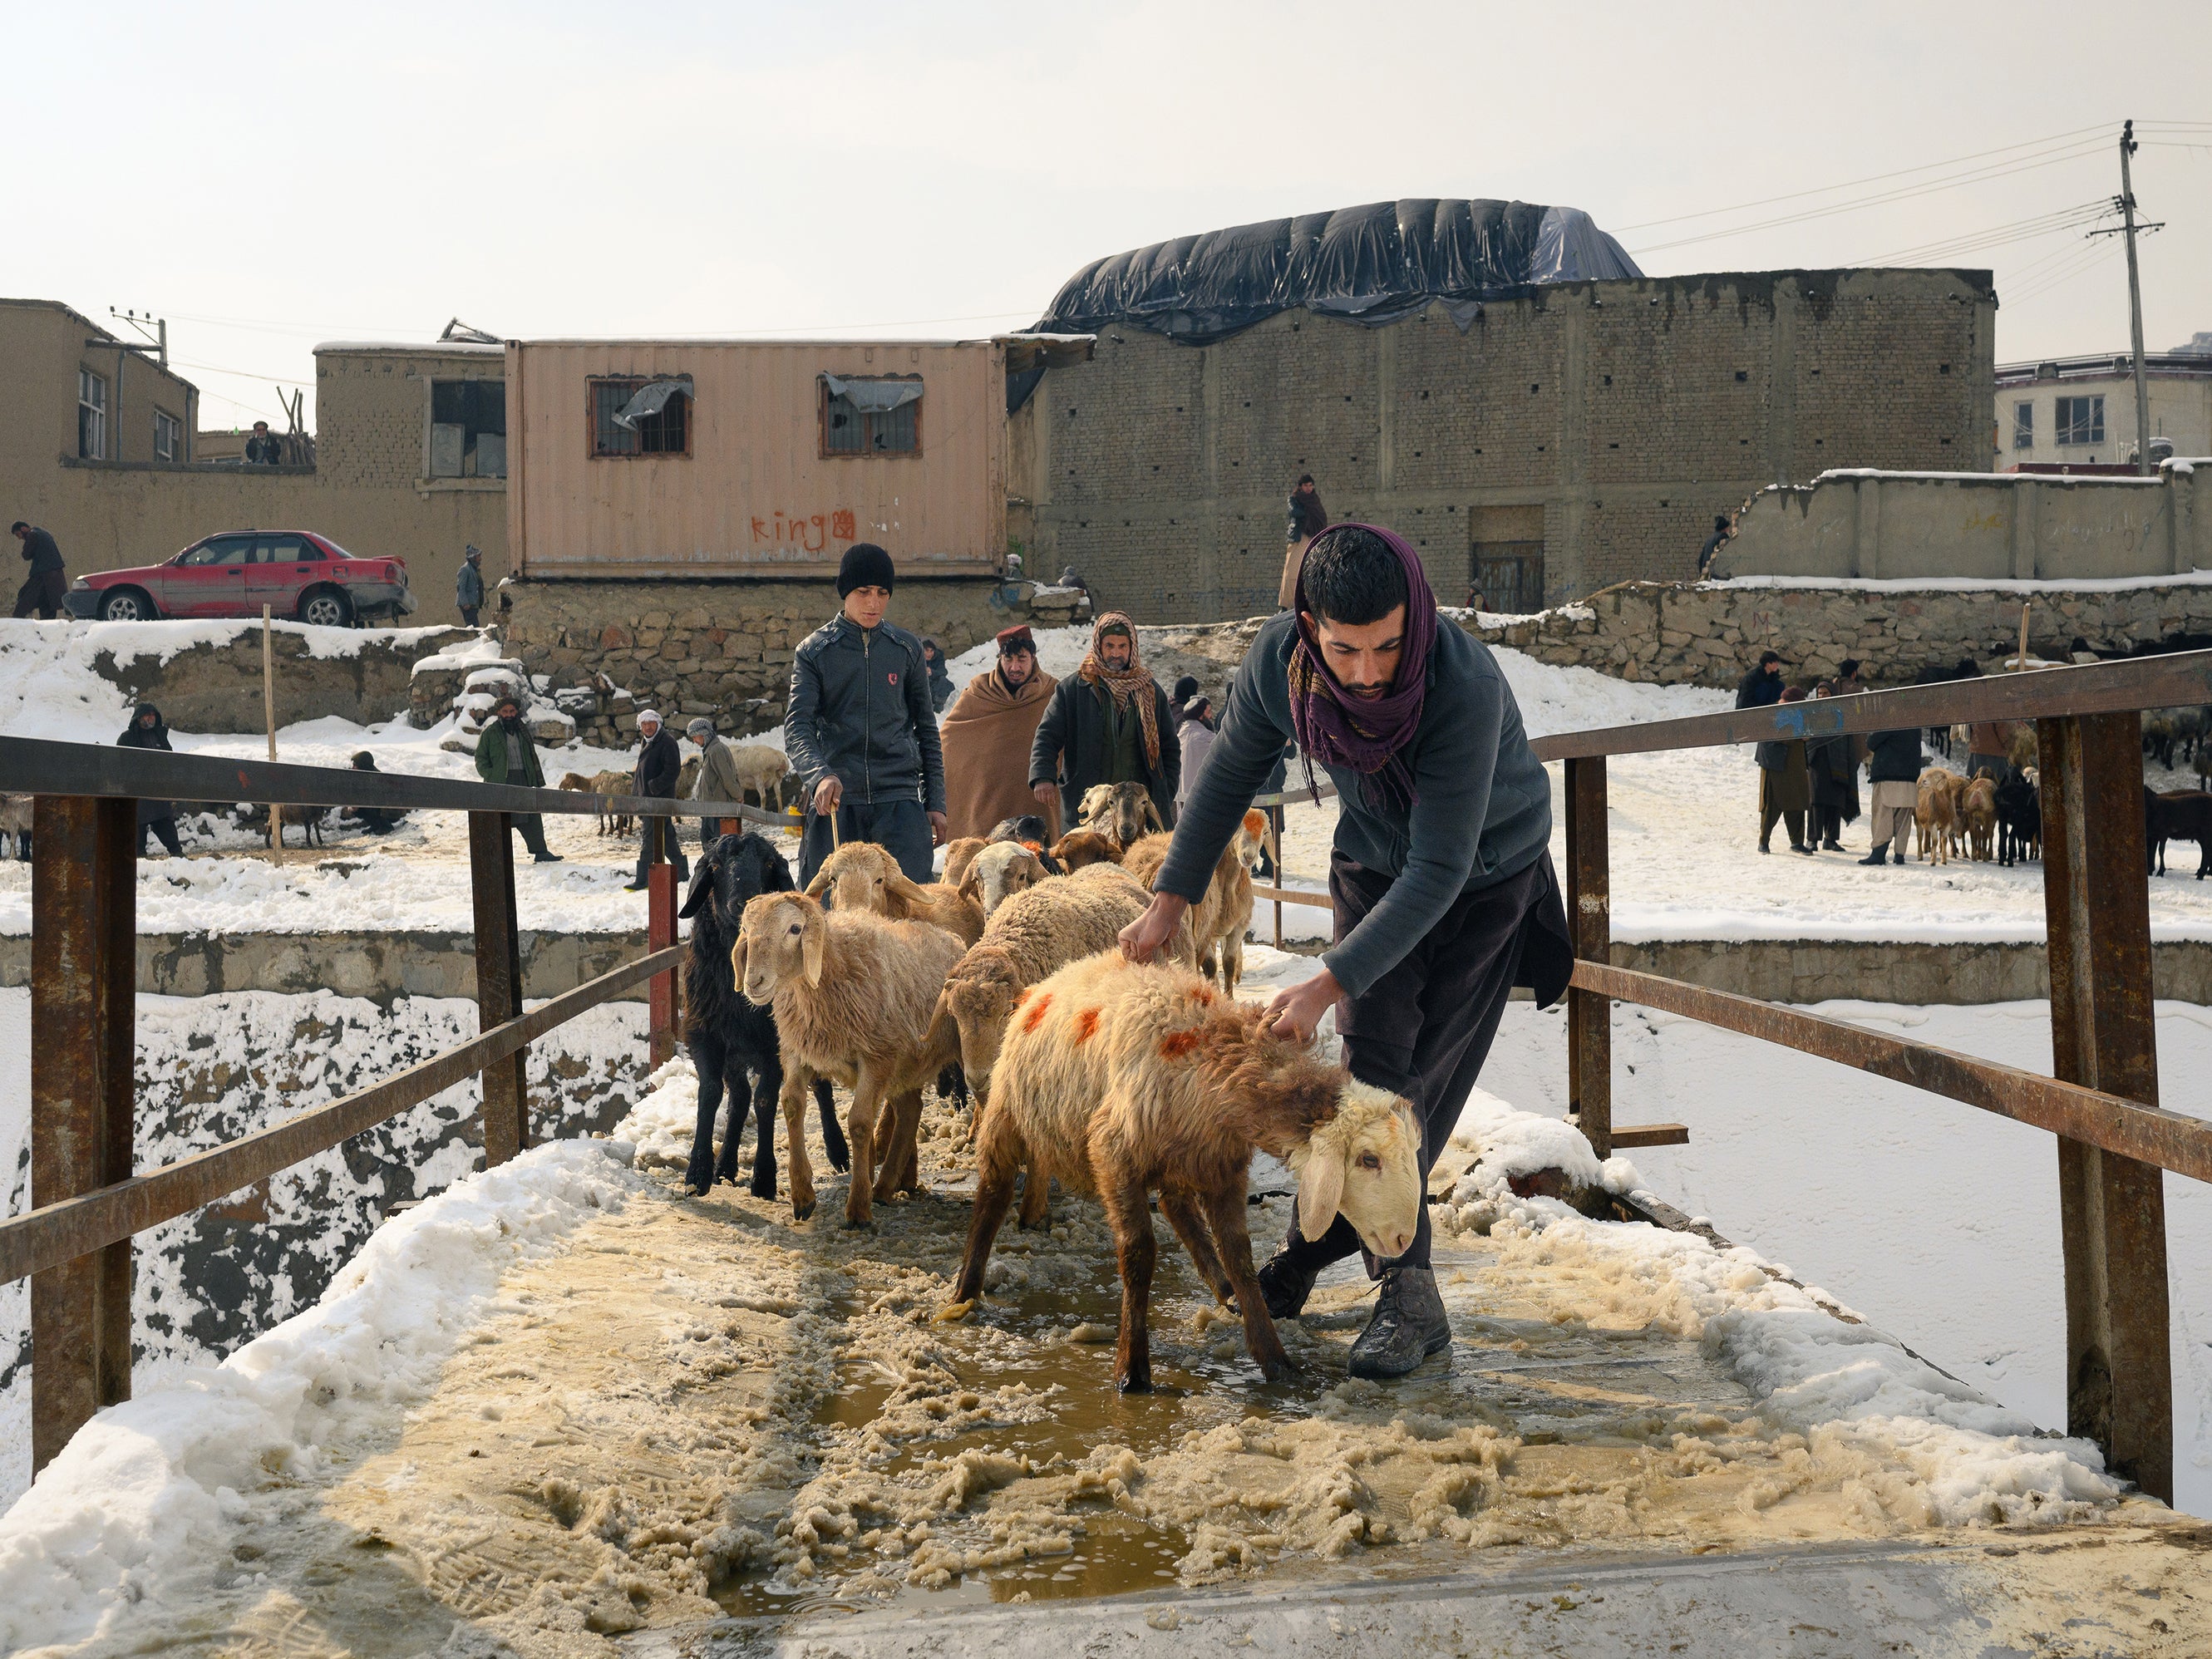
[1760,802,1806,849]
[139,816,183,857]
[1809,804,1842,846]
[510,812,552,858]
[13,569,66,619]
[798,797,933,886]
[633,815,689,884]
[459,605,480,628]
[1280,850,1564,1278]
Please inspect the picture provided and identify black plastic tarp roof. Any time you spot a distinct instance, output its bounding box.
[1033,199,1642,345]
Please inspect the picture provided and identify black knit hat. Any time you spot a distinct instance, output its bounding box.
[837,542,895,598]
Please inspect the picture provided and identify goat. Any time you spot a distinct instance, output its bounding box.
[735,892,966,1225]
[1914,768,1956,865]
[1079,782,1163,849]
[1049,828,1122,870]
[923,862,1174,1114]
[1,795,31,860]
[1961,774,1998,863]
[961,840,1049,919]
[677,834,848,1197]
[731,744,790,812]
[268,803,326,851]
[588,770,633,836]
[1994,766,2041,867]
[946,953,1423,1391]
[2145,787,2212,879]
[805,839,985,945]
[556,771,594,792]
[2008,725,2039,774]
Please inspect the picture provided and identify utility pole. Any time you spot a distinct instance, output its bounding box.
[2117,121,2153,476]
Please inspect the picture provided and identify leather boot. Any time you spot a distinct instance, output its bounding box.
[1347,1266,1451,1379]
[1859,844,1888,865]
[1255,1250,1319,1320]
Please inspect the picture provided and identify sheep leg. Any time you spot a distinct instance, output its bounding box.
[1101,1174,1159,1393]
[1016,1147,1053,1230]
[1199,1182,1295,1385]
[746,1061,779,1199]
[873,1087,924,1202]
[1159,1185,1235,1309]
[780,1063,818,1221]
[949,1104,1025,1305]
[815,1079,850,1173]
[685,1039,728,1195]
[844,1065,889,1228]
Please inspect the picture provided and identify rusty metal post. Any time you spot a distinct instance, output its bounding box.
[467,811,530,1166]
[648,849,678,1068]
[30,795,136,1473]
[2039,711,2171,1502]
[1564,756,1612,1158]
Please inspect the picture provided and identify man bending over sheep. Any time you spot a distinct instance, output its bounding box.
[1120,523,1572,1379]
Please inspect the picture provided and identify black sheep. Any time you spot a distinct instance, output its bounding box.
[985,813,1062,874]
[1994,766,2041,867]
[2143,786,2212,879]
[678,832,850,1195]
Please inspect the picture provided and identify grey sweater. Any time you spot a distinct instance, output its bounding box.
[1154,612,1552,997]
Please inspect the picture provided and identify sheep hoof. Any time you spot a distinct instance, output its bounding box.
[842,1213,874,1232]
[750,1172,778,1200]
[1116,1370,1154,1395]
[934,1300,976,1324]
[1259,1356,1301,1386]
[791,1198,816,1222]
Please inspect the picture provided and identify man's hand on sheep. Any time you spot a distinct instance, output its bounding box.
[1118,893,1190,964]
[1260,968,1342,1046]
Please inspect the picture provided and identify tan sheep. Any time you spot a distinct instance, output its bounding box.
[805,839,986,945]
[734,891,966,1226]
[2,794,33,859]
[1118,813,1264,991]
[1914,767,1956,865]
[1079,780,1163,848]
[962,840,1048,919]
[941,836,988,888]
[1048,827,1122,870]
[1961,773,1998,862]
[731,743,790,812]
[587,769,633,836]
[946,953,1422,1391]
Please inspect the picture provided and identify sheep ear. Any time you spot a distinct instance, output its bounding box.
[1296,1140,1347,1243]
[958,874,983,906]
[801,908,826,987]
[729,933,748,985]
[677,860,713,918]
[803,868,834,898]
[885,871,929,903]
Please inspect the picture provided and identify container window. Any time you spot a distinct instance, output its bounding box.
[820,373,923,457]
[592,377,692,458]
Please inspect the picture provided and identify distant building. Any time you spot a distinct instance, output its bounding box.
[1996,343,2212,470]
[0,298,505,621]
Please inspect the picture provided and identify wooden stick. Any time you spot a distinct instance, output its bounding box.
[263,605,277,850]
[2018,602,2032,672]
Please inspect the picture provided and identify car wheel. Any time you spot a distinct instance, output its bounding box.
[298,587,353,628]
[100,588,155,623]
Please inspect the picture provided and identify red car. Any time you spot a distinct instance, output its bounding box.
[65,529,416,626]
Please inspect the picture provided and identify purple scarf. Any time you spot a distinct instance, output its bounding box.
[1288,523,1438,808]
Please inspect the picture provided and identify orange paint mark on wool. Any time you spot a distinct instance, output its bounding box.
[1074,1008,1101,1044]
[1023,993,1053,1034]
[1158,1027,1203,1061]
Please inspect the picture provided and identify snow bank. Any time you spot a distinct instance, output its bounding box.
[0,1135,644,1654]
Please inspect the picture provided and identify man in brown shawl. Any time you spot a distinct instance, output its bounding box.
[1029,612,1180,832]
[941,626,1061,839]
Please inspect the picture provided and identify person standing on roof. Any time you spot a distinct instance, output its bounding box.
[456,544,485,628]
[1029,613,1180,834]
[786,543,947,885]
[1120,524,1570,1381]
[1278,475,1329,610]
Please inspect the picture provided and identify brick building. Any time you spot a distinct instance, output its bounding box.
[0,301,505,624]
[1009,268,1997,620]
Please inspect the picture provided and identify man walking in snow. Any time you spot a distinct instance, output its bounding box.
[786,543,946,885]
[475,695,563,862]
[1860,726,1924,866]
[1120,524,1570,1380]
[626,708,689,890]
[11,521,67,619]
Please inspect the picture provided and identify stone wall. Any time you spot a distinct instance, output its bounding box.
[1012,268,1997,620]
[500,576,1090,737]
[90,620,472,732]
[1135,577,2212,701]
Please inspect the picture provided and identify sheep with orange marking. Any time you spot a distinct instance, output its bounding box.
[805,839,986,945]
[1119,809,1267,993]
[944,953,1423,1392]
[734,890,967,1227]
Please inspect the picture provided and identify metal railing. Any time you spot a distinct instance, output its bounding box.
[0,734,792,1474]
[1239,652,2212,1506]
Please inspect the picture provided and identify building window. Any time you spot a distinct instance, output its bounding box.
[430,379,508,477]
[78,368,107,460]
[153,408,182,463]
[591,376,691,457]
[2055,395,2105,447]
[820,373,923,457]
[2012,401,2033,451]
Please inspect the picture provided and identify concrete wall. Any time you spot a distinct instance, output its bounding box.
[1716,464,2209,583]
[2,319,505,623]
[1010,268,1996,622]
[508,338,1006,578]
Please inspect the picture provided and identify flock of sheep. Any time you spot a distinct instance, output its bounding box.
[677,781,1424,1392]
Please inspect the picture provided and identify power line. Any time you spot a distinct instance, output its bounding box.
[1853,200,2111,265]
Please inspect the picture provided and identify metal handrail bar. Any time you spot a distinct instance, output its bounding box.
[0,943,685,1288]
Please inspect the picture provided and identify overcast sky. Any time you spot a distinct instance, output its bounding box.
[13,2,2209,429]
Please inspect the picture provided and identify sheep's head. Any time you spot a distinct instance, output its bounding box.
[733,891,826,1004]
[942,947,1024,1082]
[1233,808,1267,864]
[968,841,1047,917]
[681,832,792,928]
[1287,1081,1421,1262]
[805,841,899,916]
[1081,780,1159,849]
[942,836,988,888]
[1050,828,1121,871]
